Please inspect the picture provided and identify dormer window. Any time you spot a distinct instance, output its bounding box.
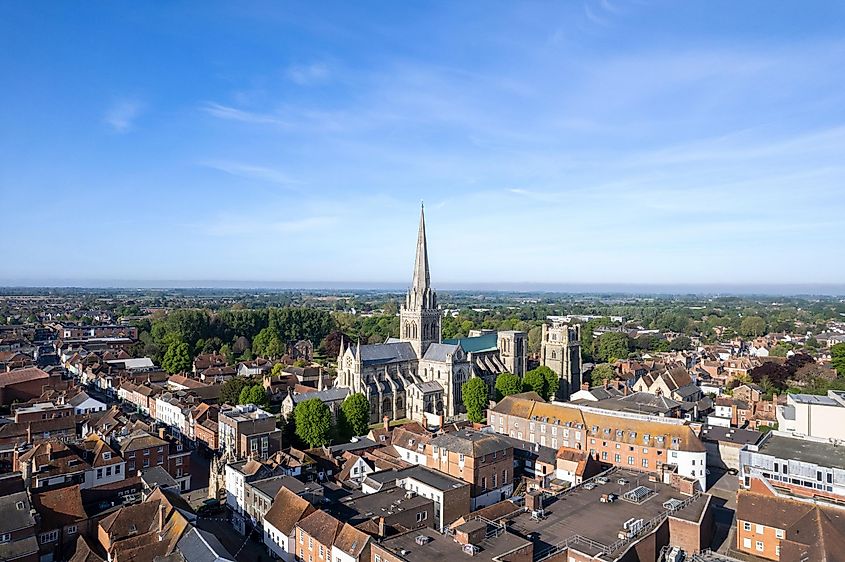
[103,452,111,460]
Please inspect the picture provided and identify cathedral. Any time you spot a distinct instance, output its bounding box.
[335,206,526,427]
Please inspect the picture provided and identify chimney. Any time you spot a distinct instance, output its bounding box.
[378,516,387,537]
[383,416,389,432]
[158,427,167,440]
[158,503,166,534]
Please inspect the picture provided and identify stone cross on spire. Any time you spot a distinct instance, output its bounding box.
[411,202,430,291]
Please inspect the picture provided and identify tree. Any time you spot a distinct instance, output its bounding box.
[770,343,793,357]
[161,342,191,374]
[252,327,285,359]
[669,336,692,352]
[462,377,489,423]
[339,393,370,438]
[219,343,234,364]
[739,316,766,337]
[220,377,251,405]
[494,373,523,400]
[590,363,616,386]
[271,363,284,377]
[526,365,558,400]
[832,343,845,376]
[596,332,629,363]
[294,399,333,448]
[527,326,542,355]
[238,384,269,408]
[522,370,547,399]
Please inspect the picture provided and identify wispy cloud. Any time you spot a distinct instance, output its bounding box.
[286,62,330,85]
[205,216,336,237]
[200,102,288,126]
[104,99,143,133]
[199,160,299,186]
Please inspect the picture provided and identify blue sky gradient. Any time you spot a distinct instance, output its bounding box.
[2,1,844,286]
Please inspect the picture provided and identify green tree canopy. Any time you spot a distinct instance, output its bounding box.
[462,377,489,423]
[494,372,523,400]
[590,363,616,386]
[220,377,251,405]
[538,366,559,400]
[669,336,692,351]
[339,393,370,438]
[294,398,333,448]
[161,341,191,374]
[522,369,547,399]
[832,343,845,376]
[739,316,767,337]
[596,332,630,363]
[238,384,269,408]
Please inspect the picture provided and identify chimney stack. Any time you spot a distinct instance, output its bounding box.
[383,416,389,432]
[158,503,166,534]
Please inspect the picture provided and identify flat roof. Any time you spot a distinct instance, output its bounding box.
[377,526,530,561]
[396,465,468,491]
[507,469,708,558]
[700,425,762,446]
[790,394,841,406]
[756,434,845,470]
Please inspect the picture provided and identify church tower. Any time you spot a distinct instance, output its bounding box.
[400,204,441,357]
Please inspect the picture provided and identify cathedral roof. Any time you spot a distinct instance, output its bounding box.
[442,333,499,354]
[421,342,462,362]
[352,341,417,366]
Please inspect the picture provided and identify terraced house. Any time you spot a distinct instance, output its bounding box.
[489,394,708,490]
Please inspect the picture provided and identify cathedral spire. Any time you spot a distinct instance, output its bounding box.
[412,203,430,291]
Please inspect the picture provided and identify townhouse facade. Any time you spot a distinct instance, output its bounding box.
[489,394,708,490]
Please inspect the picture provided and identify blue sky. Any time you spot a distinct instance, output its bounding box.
[2,1,844,287]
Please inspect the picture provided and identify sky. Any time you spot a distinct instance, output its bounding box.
[2,1,845,289]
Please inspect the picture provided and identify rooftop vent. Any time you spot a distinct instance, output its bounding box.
[415,535,431,545]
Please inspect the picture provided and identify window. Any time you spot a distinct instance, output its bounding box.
[158,446,164,453]
[459,454,465,462]
[0,533,10,544]
[642,459,649,468]
[40,530,59,543]
[106,466,112,476]
[67,525,77,535]
[375,556,382,562]
[299,531,304,544]
[756,541,764,552]
[743,522,752,532]
[309,536,313,549]
[481,477,487,489]
[103,452,111,460]
[115,464,121,474]
[97,468,103,479]
[492,474,497,488]
[628,456,634,465]
[416,511,427,522]
[756,524,764,534]
[319,545,324,558]
[775,529,784,539]
[176,457,183,466]
[743,538,751,549]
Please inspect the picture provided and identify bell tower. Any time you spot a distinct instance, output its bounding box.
[400,204,441,357]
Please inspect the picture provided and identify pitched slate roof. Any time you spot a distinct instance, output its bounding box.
[351,342,417,366]
[421,343,462,363]
[429,430,512,457]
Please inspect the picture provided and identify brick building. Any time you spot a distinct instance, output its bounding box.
[427,430,513,509]
[489,394,708,490]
